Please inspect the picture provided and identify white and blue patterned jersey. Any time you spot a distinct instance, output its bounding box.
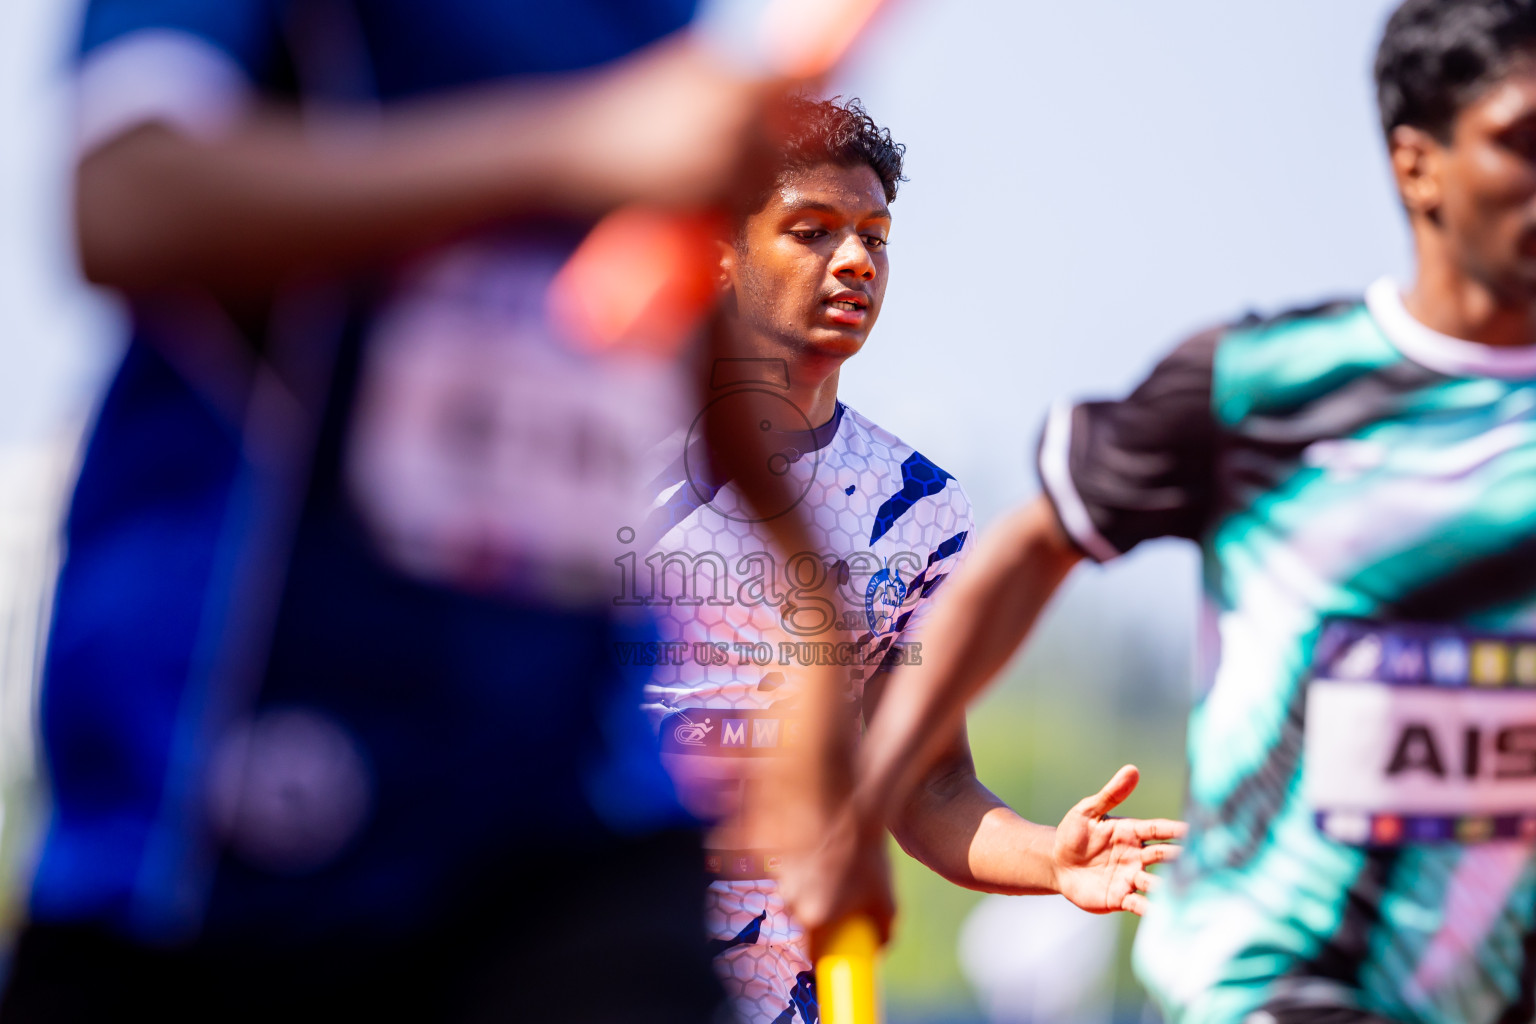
[633,398,971,1023]
[637,400,972,814]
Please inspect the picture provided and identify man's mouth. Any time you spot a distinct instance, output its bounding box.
[823,292,870,325]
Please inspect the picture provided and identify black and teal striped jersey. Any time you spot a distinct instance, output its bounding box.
[1039,278,1536,1024]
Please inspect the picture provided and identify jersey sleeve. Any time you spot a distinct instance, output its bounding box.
[875,479,975,669]
[75,0,283,154]
[1036,328,1221,562]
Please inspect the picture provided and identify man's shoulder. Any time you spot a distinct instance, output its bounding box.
[835,403,973,537]
[837,405,959,483]
[1179,295,1369,375]
[1205,293,1408,427]
[1214,294,1372,363]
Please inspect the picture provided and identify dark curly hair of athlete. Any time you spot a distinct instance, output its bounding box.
[1376,0,1536,141]
[737,95,906,221]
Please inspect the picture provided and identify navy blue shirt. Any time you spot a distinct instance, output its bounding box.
[43,0,698,943]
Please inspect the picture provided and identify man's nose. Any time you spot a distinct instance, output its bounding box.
[830,233,875,281]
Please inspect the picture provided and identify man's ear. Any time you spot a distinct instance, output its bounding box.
[715,237,737,294]
[1390,124,1445,219]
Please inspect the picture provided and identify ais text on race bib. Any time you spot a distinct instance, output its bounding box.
[1305,618,1536,845]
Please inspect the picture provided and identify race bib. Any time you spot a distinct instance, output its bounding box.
[656,707,806,821]
[1305,618,1536,845]
[346,238,686,603]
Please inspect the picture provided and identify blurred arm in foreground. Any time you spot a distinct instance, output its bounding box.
[76,34,764,302]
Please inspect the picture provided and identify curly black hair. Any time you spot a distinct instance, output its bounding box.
[737,95,906,219]
[1376,0,1536,142]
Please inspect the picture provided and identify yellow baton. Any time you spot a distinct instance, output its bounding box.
[815,916,881,1024]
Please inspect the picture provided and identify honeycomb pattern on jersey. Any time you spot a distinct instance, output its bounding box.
[708,879,815,1024]
[640,404,974,717]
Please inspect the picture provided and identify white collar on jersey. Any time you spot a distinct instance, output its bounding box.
[1366,275,1536,379]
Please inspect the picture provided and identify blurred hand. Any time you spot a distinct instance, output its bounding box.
[561,32,779,212]
[1050,765,1186,916]
[777,805,896,960]
[76,27,787,297]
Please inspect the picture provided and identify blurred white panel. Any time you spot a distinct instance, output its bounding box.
[0,0,122,451]
[958,894,1119,1024]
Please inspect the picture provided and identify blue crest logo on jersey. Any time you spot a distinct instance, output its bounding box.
[865,562,907,637]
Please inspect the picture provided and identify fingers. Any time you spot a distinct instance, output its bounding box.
[1076,764,1140,820]
[875,905,895,946]
[863,879,897,948]
[797,838,896,960]
[1133,817,1188,842]
[1109,842,1178,917]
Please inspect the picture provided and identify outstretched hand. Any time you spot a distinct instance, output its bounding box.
[1051,765,1185,916]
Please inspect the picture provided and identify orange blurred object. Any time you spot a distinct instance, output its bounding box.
[763,0,888,79]
[549,207,723,357]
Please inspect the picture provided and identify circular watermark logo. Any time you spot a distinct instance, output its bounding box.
[682,385,822,524]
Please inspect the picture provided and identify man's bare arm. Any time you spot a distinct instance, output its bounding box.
[887,725,1056,895]
[77,34,762,300]
[884,714,1184,913]
[854,496,1082,833]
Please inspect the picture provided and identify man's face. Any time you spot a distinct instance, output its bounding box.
[724,161,891,360]
[1411,65,1536,299]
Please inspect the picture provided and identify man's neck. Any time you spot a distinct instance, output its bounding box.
[733,329,846,429]
[1405,231,1536,348]
[788,365,843,429]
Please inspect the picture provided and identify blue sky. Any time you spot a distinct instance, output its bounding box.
[833,0,1407,523]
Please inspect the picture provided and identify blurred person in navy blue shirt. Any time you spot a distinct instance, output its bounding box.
[0,2,861,1021]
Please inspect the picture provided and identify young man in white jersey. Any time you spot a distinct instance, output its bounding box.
[633,97,1184,1024]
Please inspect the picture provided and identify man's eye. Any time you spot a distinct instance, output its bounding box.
[790,229,826,240]
[863,236,888,249]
